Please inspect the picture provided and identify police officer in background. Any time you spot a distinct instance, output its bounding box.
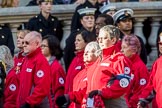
[27,0,63,41]
[0,24,15,56]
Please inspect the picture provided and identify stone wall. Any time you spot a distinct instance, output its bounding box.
[0,1,162,68]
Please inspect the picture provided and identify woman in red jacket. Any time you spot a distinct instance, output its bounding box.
[121,35,149,108]
[56,41,101,108]
[57,25,132,108]
[137,32,162,108]
[41,35,66,108]
[3,25,29,108]
[64,30,96,94]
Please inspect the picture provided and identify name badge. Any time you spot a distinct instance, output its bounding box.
[26,68,32,72]
[100,63,110,67]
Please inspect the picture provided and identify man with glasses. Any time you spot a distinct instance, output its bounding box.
[27,0,63,41]
[17,31,51,108]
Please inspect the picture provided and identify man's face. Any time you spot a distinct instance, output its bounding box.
[39,2,52,14]
[81,15,95,30]
[23,34,38,55]
[95,17,106,36]
[117,18,133,32]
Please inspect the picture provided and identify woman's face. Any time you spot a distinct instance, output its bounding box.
[75,34,87,51]
[41,39,50,57]
[97,30,113,49]
[81,15,95,30]
[83,47,98,64]
[39,1,52,14]
[16,31,25,49]
[121,36,139,57]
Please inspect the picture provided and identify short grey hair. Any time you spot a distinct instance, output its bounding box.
[85,41,101,57]
[0,45,13,72]
[28,31,42,45]
[100,25,120,40]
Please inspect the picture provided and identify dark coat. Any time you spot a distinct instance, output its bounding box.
[70,0,101,32]
[0,25,15,56]
[27,12,63,41]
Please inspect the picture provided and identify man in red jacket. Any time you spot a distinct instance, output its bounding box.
[17,31,51,108]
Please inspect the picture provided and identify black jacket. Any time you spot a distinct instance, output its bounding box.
[0,25,15,56]
[27,12,63,41]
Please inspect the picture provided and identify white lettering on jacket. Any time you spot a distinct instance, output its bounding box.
[100,63,110,67]
[26,68,32,72]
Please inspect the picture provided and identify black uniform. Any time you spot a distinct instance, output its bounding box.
[27,12,63,41]
[71,0,101,32]
[63,27,96,71]
[0,24,15,56]
[120,31,148,64]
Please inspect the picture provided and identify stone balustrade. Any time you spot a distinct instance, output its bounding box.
[0,1,162,68]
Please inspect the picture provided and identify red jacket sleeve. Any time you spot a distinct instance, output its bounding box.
[51,60,66,107]
[126,61,149,107]
[68,87,86,104]
[4,69,19,108]
[26,59,51,105]
[101,54,132,99]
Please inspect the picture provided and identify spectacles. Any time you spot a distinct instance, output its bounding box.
[158,42,162,45]
[41,44,48,48]
[22,41,30,45]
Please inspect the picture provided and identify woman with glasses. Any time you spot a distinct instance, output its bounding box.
[3,24,29,108]
[41,35,66,108]
[85,25,132,108]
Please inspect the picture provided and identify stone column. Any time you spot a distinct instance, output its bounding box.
[134,18,146,44]
[60,20,71,50]
[147,18,161,69]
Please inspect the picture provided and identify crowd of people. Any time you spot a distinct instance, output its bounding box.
[0,0,162,108]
